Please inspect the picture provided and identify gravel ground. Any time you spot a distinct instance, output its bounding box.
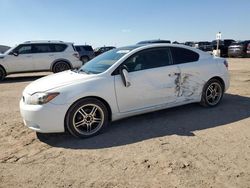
[0,58,249,188]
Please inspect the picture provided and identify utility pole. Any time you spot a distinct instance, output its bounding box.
[216,32,222,56]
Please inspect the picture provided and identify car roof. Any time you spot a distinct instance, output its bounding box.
[75,45,92,47]
[137,40,171,44]
[117,43,207,54]
[23,40,71,44]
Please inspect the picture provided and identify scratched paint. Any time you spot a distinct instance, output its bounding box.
[175,73,204,98]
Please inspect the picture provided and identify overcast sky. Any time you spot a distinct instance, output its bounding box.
[0,0,249,48]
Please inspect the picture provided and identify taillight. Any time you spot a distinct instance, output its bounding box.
[73,52,79,59]
[247,43,250,53]
[223,60,228,69]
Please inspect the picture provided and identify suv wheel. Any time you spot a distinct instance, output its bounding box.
[0,67,6,81]
[53,61,71,73]
[66,98,109,138]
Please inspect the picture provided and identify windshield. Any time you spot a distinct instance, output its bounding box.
[78,48,131,74]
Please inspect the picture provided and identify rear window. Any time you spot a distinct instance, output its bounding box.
[54,44,67,52]
[231,41,244,45]
[170,47,199,64]
[82,46,93,51]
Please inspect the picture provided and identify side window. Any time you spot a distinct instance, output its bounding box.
[33,44,52,53]
[170,47,199,64]
[123,48,172,72]
[15,45,32,54]
[54,44,67,52]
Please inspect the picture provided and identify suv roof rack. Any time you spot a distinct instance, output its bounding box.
[24,40,64,44]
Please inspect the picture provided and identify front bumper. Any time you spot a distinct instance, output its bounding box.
[20,99,68,133]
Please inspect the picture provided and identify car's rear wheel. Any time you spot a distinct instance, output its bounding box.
[66,98,109,138]
[200,79,224,107]
[52,61,71,73]
[81,56,89,64]
[0,67,6,81]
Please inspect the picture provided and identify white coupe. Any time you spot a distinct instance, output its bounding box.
[20,44,230,138]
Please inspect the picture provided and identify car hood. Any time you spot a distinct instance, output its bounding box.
[24,70,94,95]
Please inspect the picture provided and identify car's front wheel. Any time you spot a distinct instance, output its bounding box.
[200,79,224,107]
[65,98,109,138]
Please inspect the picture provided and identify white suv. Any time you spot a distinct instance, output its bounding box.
[0,40,82,80]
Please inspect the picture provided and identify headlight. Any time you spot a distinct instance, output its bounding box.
[26,92,60,105]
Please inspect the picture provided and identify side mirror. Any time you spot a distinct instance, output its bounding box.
[120,65,131,87]
[9,51,18,56]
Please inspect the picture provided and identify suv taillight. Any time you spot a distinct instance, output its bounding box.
[247,43,250,54]
[223,60,228,69]
[73,52,79,59]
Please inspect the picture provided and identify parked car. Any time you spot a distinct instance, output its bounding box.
[172,41,180,44]
[0,40,82,81]
[211,39,235,57]
[137,39,171,44]
[184,41,195,47]
[20,43,229,138]
[228,40,250,58]
[94,46,116,56]
[75,45,95,64]
[196,41,213,52]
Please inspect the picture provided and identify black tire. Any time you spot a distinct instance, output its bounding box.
[200,79,224,107]
[0,67,6,81]
[81,56,89,64]
[52,61,71,73]
[65,98,109,138]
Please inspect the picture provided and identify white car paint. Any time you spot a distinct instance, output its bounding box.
[20,44,230,133]
[0,40,82,75]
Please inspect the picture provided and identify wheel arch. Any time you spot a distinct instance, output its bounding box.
[0,65,7,77]
[64,96,112,132]
[0,64,7,76]
[208,76,225,92]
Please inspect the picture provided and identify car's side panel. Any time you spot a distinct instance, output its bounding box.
[176,61,208,102]
[3,54,35,73]
[114,65,180,113]
[33,52,55,71]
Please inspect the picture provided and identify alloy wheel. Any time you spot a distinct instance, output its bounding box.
[205,82,222,106]
[72,104,104,136]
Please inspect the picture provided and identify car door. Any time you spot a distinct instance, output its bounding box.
[114,47,180,113]
[170,47,204,102]
[5,44,34,72]
[32,44,55,71]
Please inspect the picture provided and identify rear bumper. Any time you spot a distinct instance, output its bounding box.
[228,50,245,57]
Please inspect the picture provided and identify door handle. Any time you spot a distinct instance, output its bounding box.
[26,55,32,58]
[168,72,180,77]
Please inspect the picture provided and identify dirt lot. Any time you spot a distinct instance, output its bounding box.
[0,58,249,188]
